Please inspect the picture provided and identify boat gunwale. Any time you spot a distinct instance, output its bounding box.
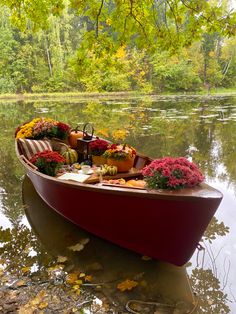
[15,141,223,201]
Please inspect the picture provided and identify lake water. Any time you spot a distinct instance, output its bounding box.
[0,95,236,313]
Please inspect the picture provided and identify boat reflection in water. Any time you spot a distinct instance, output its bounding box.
[22,176,196,313]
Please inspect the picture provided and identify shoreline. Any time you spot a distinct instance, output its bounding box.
[1,90,236,102]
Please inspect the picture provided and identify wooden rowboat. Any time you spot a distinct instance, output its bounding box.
[16,140,223,266]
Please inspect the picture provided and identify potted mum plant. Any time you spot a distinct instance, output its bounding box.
[15,118,71,140]
[103,143,136,172]
[89,138,109,165]
[141,157,204,190]
[29,150,66,177]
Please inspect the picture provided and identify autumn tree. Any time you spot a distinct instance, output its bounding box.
[1,0,236,53]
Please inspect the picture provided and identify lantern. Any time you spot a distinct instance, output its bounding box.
[77,123,95,164]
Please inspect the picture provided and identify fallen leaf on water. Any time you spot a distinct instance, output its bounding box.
[66,272,79,284]
[19,290,47,313]
[85,275,93,282]
[38,302,48,309]
[80,238,90,245]
[117,279,138,292]
[68,238,90,252]
[48,264,64,272]
[72,284,82,295]
[79,272,86,278]
[57,256,68,263]
[16,279,26,287]
[21,266,31,274]
[68,243,84,252]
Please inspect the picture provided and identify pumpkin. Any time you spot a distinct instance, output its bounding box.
[62,148,78,165]
[68,127,84,148]
[107,156,135,172]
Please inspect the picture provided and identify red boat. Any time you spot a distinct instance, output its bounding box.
[16,140,223,266]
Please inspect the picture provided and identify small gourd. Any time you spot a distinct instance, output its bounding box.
[68,126,84,148]
[107,165,118,176]
[62,148,78,165]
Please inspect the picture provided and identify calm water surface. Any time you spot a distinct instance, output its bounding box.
[0,95,236,313]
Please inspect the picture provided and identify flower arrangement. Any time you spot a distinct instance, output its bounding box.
[103,143,136,161]
[141,157,204,190]
[15,118,71,140]
[29,150,66,176]
[89,138,109,156]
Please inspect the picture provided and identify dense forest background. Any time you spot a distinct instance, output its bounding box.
[1,1,236,94]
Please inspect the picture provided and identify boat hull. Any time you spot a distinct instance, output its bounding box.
[24,165,222,266]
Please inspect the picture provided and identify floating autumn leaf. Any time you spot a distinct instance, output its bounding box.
[21,266,31,274]
[38,302,48,309]
[66,272,79,284]
[57,256,68,263]
[85,275,93,282]
[72,284,81,295]
[117,279,138,292]
[68,243,84,252]
[79,272,85,278]
[16,279,26,287]
[68,238,90,252]
[79,238,90,245]
[47,264,64,273]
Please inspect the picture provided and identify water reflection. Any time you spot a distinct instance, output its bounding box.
[21,176,195,313]
[0,96,236,312]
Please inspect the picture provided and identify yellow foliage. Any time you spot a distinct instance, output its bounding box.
[117,279,138,292]
[116,45,126,59]
[112,129,127,141]
[106,18,112,26]
[140,70,145,77]
[209,51,215,57]
[97,128,110,138]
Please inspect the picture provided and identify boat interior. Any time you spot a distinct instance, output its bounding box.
[16,137,152,188]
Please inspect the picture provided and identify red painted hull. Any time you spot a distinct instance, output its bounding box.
[16,142,223,266]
